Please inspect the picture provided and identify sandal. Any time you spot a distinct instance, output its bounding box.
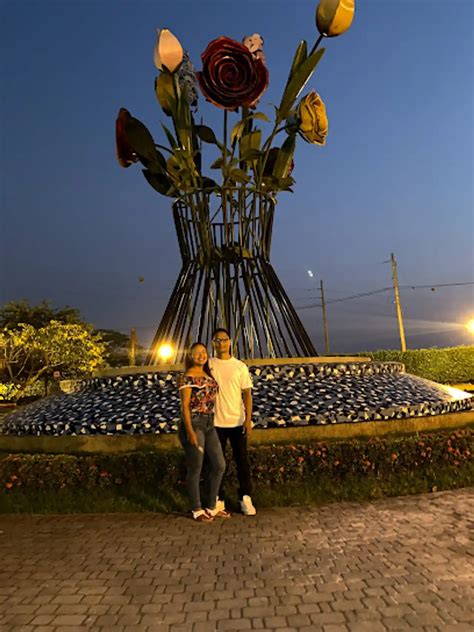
[192,509,214,522]
[206,507,232,519]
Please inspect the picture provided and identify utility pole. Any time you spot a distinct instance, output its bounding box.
[390,253,407,351]
[129,327,137,367]
[320,279,330,355]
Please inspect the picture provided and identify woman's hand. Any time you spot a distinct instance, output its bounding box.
[187,428,199,447]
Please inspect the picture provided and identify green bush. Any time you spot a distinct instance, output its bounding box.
[359,346,474,384]
[1,428,472,513]
[0,380,45,402]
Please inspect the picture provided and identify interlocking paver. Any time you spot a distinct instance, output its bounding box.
[0,489,473,631]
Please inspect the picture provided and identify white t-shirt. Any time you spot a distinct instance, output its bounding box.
[209,357,253,428]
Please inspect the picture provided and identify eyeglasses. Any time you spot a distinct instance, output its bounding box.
[212,337,230,343]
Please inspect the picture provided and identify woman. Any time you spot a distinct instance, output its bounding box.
[178,342,230,522]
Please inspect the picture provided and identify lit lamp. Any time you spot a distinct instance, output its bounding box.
[466,319,474,335]
[157,343,174,363]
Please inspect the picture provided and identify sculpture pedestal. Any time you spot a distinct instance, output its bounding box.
[2,361,472,436]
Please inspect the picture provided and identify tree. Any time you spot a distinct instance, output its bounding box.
[96,329,147,367]
[0,300,85,329]
[0,301,135,366]
[0,321,107,401]
[95,328,130,366]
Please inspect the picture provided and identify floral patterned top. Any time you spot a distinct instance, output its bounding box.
[178,375,218,414]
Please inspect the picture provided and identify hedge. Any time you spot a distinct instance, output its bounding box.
[358,346,474,384]
[1,427,472,513]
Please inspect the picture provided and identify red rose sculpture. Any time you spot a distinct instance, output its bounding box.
[115,108,139,168]
[197,36,269,110]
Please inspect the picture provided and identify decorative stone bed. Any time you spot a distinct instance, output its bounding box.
[1,362,472,436]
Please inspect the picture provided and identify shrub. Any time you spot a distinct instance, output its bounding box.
[0,380,45,402]
[1,428,472,513]
[359,346,474,384]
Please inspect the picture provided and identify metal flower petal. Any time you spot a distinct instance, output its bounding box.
[197,36,269,110]
[316,0,355,38]
[153,28,184,73]
[177,50,199,110]
[115,108,139,168]
[242,33,266,64]
[297,91,328,145]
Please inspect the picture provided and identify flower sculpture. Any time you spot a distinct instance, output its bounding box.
[115,1,355,361]
[116,1,355,197]
[197,36,268,110]
[298,91,328,145]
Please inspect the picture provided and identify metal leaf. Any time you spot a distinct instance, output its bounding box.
[125,117,163,173]
[195,125,221,146]
[161,124,178,149]
[230,120,246,145]
[277,48,326,123]
[142,170,177,197]
[155,73,176,116]
[272,134,296,179]
[288,41,308,84]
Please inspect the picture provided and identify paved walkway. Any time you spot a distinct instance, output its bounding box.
[0,489,473,631]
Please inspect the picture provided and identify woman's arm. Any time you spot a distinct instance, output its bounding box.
[179,385,199,446]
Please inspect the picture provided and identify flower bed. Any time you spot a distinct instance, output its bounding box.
[1,427,472,513]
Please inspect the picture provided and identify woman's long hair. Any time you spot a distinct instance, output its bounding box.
[184,342,213,378]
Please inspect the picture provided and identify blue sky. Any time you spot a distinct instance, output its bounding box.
[1,0,473,353]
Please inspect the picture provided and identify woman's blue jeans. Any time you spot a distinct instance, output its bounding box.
[179,413,226,512]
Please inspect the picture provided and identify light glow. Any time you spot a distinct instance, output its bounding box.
[466,319,474,334]
[157,343,174,362]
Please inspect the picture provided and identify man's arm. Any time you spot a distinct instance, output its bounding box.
[242,388,252,434]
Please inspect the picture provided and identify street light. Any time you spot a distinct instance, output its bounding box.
[157,343,174,362]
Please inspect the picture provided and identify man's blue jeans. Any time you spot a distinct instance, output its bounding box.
[179,413,226,511]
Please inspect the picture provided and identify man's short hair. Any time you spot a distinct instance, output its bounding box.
[212,327,230,338]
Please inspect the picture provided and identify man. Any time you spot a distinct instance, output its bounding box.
[208,327,256,516]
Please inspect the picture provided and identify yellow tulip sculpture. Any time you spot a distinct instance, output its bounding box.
[316,0,355,38]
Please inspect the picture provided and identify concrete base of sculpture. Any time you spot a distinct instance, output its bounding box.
[1,359,472,436]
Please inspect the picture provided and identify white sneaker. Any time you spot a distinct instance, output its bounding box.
[240,495,256,516]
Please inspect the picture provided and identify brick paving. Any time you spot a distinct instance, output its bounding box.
[0,489,473,631]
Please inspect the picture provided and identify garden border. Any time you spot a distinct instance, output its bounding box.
[1,410,472,455]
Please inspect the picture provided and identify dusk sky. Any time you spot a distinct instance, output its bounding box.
[1,0,473,354]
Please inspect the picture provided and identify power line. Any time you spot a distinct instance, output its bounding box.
[296,281,474,310]
[401,282,474,290]
[297,287,392,310]
[327,287,393,305]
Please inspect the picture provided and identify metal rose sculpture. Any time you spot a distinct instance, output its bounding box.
[197,37,268,110]
[115,0,355,362]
